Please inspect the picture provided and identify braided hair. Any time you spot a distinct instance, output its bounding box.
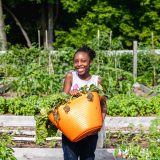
[74,45,96,60]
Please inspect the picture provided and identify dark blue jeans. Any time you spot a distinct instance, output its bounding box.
[62,134,98,160]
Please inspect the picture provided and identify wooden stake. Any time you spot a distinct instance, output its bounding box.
[152,32,154,49]
[133,41,138,81]
[45,30,48,48]
[48,52,51,74]
[110,30,112,49]
[97,30,100,49]
[151,32,155,54]
[48,53,54,75]
[38,30,40,48]
[37,30,41,66]
[115,56,118,81]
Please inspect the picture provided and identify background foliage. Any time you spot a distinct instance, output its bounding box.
[1,0,160,49]
[1,47,160,117]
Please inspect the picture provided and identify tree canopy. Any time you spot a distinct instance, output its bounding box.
[0,0,160,50]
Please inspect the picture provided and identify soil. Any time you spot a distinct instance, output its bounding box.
[9,141,57,148]
[8,135,149,149]
[2,91,17,99]
[0,84,17,98]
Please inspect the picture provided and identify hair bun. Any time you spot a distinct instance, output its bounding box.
[75,45,96,60]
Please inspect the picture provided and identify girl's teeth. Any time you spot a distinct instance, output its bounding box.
[78,68,84,72]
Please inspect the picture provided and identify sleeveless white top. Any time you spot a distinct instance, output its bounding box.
[71,71,99,90]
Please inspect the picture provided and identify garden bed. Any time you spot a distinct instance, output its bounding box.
[0,115,156,149]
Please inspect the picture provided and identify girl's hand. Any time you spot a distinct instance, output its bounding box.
[100,96,107,122]
[69,89,80,96]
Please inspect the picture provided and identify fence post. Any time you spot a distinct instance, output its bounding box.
[45,30,48,48]
[152,32,154,50]
[97,30,100,49]
[38,30,41,66]
[133,41,138,81]
[97,30,100,72]
[38,30,41,48]
[109,30,112,49]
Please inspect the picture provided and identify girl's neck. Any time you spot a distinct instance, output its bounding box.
[77,72,91,81]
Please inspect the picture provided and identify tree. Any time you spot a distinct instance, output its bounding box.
[0,0,7,50]
[1,0,160,49]
[2,0,58,48]
[54,0,160,49]
[3,4,32,47]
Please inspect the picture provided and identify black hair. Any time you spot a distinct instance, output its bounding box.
[74,45,96,60]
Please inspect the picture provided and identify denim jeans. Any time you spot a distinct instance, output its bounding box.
[62,134,98,160]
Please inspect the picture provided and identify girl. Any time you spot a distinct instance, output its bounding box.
[63,45,107,160]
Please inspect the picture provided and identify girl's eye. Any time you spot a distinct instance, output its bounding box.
[74,59,87,63]
[81,60,86,63]
[74,60,79,63]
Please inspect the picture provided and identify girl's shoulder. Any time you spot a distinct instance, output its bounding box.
[92,74,101,79]
[97,76,102,84]
[65,71,72,78]
[65,70,76,79]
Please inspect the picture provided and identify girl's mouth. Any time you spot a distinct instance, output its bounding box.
[77,68,85,72]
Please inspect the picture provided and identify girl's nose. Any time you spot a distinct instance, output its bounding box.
[77,61,82,66]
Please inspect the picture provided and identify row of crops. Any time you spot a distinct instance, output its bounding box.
[1,46,160,116]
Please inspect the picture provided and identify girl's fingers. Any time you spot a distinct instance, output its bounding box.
[70,89,79,96]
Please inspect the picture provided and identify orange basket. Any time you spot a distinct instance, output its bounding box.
[48,92,103,142]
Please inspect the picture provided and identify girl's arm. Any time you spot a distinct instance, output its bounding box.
[98,77,107,122]
[63,72,79,96]
[63,72,72,93]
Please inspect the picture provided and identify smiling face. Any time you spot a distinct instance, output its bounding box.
[73,51,92,76]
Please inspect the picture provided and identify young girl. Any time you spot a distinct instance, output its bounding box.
[62,45,107,160]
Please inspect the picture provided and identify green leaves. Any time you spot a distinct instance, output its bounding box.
[35,93,70,144]
[108,93,160,116]
[0,133,16,160]
[0,97,6,114]
[114,115,160,159]
[79,84,104,96]
[53,0,160,49]
[61,0,95,13]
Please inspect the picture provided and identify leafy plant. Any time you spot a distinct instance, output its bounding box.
[114,115,160,160]
[0,132,16,160]
[0,97,6,114]
[108,93,160,116]
[35,93,70,144]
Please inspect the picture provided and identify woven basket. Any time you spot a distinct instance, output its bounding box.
[48,92,102,142]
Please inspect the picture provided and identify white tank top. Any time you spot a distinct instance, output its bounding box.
[71,71,99,90]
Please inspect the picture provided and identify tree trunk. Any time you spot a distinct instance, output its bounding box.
[48,2,53,49]
[0,0,7,51]
[53,0,59,46]
[40,1,59,49]
[3,5,32,48]
[40,3,47,48]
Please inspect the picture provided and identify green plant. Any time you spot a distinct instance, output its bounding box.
[107,93,160,117]
[35,93,70,144]
[0,97,6,114]
[114,115,160,160]
[0,132,16,160]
